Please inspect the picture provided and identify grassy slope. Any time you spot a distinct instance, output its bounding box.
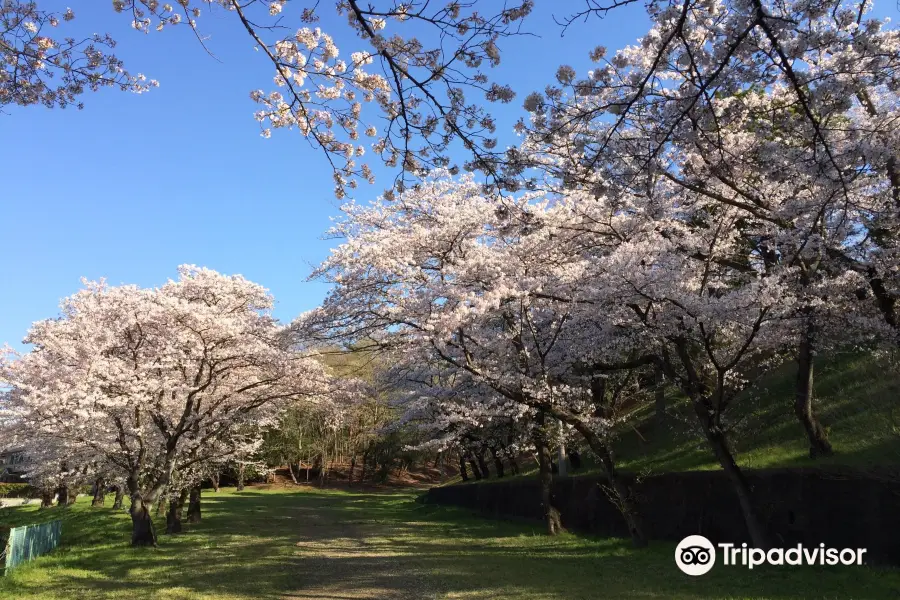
[0,487,896,599]
[615,352,900,474]
[444,352,900,485]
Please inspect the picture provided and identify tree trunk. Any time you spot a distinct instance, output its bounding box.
[476,448,491,479]
[236,463,246,491]
[155,495,167,517]
[467,453,483,480]
[130,495,158,547]
[546,406,647,547]
[113,485,125,510]
[166,490,188,534]
[695,400,771,549]
[795,319,833,458]
[489,445,505,478]
[288,462,299,484]
[187,486,201,523]
[56,484,68,507]
[348,455,356,484]
[534,428,562,536]
[458,453,469,481]
[211,471,221,493]
[359,448,370,482]
[594,445,647,548]
[505,448,520,475]
[92,478,106,507]
[40,490,54,509]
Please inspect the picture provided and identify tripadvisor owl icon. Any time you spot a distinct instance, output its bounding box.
[675,535,716,576]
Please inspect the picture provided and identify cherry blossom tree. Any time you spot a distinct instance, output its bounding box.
[301,172,654,544]
[5,0,534,196]
[513,0,900,461]
[0,265,329,546]
[0,3,157,109]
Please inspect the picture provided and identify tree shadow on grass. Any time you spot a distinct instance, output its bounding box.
[2,490,900,600]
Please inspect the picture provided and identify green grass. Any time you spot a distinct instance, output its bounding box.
[1,487,898,599]
[442,352,900,485]
[615,352,900,474]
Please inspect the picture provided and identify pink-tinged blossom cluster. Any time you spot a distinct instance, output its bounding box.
[0,265,331,511]
[0,3,157,109]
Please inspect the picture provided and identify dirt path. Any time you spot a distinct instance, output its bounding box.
[280,504,442,600]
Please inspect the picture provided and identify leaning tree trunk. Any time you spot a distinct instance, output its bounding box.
[236,463,245,492]
[112,485,125,510]
[795,318,833,458]
[187,486,201,523]
[166,490,188,534]
[695,400,771,549]
[489,445,505,478]
[130,494,158,547]
[40,490,54,509]
[458,453,469,482]
[533,428,562,536]
[288,462,300,484]
[549,408,647,547]
[92,478,106,507]
[56,484,68,507]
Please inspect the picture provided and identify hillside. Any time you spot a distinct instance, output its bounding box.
[446,352,900,484]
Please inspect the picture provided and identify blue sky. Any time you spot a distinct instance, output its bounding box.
[1,1,650,347]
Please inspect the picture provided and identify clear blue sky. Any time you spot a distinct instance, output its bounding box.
[0,1,661,347]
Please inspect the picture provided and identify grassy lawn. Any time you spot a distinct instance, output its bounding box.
[1,486,897,599]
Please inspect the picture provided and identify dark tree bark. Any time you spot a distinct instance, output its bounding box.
[360,447,370,482]
[130,495,158,547]
[165,490,188,534]
[533,424,562,536]
[92,478,106,507]
[348,455,356,484]
[211,471,221,493]
[476,447,491,479]
[505,448,520,475]
[489,445,505,478]
[40,490,54,509]
[236,463,245,492]
[187,486,201,523]
[664,338,772,550]
[569,450,582,470]
[466,452,483,480]
[112,485,125,510]
[693,400,771,549]
[458,453,469,482]
[56,484,68,507]
[795,318,833,458]
[544,400,647,548]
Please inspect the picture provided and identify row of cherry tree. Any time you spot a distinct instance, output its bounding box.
[4,0,900,551]
[0,266,342,546]
[298,0,900,549]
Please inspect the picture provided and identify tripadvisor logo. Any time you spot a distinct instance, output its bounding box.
[675,535,868,576]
